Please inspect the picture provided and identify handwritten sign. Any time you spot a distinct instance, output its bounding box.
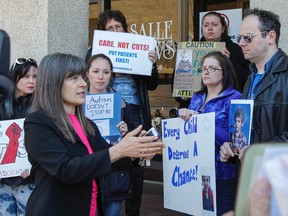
[172,42,226,97]
[162,113,216,215]
[84,92,122,144]
[0,118,31,178]
[92,30,156,76]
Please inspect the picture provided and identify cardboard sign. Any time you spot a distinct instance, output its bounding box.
[162,113,216,215]
[84,92,122,144]
[172,42,226,97]
[92,30,156,76]
[0,118,31,178]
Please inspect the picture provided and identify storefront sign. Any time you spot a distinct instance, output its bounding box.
[130,20,177,60]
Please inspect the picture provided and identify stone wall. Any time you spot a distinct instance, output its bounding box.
[0,0,89,66]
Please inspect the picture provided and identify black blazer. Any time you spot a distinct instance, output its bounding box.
[24,110,112,216]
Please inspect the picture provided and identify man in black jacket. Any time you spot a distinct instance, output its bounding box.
[220,8,288,162]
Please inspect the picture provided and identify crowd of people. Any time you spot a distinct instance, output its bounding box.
[0,6,287,216]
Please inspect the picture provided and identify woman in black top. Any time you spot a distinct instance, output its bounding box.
[200,11,250,92]
[0,58,37,216]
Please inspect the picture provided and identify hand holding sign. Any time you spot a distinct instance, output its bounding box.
[178,108,199,122]
[148,50,157,63]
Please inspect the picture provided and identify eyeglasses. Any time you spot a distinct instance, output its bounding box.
[236,31,267,43]
[11,58,37,71]
[198,67,222,74]
[106,24,123,32]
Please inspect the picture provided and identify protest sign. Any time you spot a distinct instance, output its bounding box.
[84,92,122,144]
[162,113,216,215]
[229,99,254,155]
[172,42,225,97]
[0,118,31,178]
[92,30,156,76]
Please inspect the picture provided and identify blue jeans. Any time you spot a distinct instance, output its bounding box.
[0,183,34,216]
[104,201,122,216]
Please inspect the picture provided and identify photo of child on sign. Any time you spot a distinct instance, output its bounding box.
[230,108,247,154]
[176,50,192,73]
[202,175,214,212]
[229,99,254,154]
[172,41,226,98]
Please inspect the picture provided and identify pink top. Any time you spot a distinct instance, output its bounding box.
[69,114,97,216]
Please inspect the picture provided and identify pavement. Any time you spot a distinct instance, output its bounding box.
[120,156,186,215]
[119,190,185,216]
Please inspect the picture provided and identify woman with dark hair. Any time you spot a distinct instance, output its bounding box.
[0,58,37,216]
[97,10,128,33]
[179,51,241,215]
[86,53,135,215]
[85,10,159,216]
[86,53,134,137]
[24,53,164,216]
[200,11,250,92]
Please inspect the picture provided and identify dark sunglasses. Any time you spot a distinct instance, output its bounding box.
[236,31,267,43]
[11,58,37,71]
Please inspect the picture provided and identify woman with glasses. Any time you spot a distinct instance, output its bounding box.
[0,58,37,216]
[200,11,250,92]
[179,51,241,216]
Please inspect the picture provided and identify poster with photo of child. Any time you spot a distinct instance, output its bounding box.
[172,42,226,98]
[229,99,254,154]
